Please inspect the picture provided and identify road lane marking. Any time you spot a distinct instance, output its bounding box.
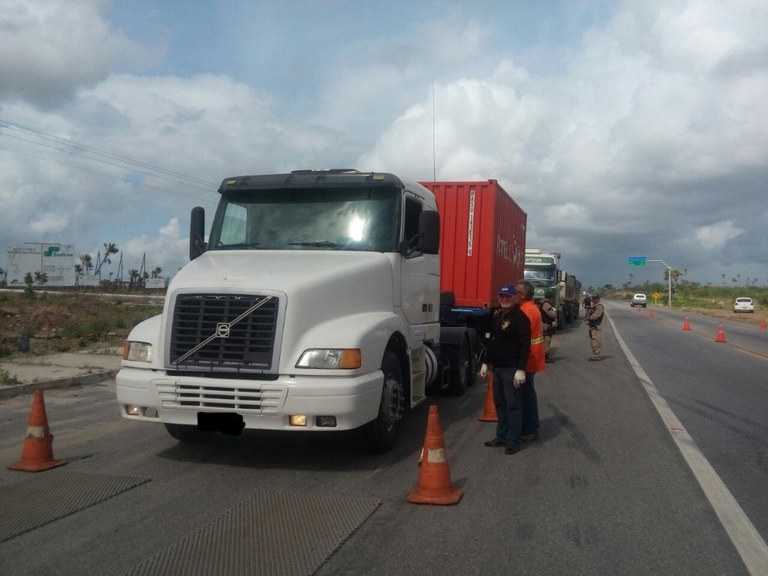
[608,313,768,576]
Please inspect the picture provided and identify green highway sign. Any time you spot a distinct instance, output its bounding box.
[627,256,647,266]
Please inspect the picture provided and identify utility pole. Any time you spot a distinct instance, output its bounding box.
[627,256,672,307]
[648,259,672,308]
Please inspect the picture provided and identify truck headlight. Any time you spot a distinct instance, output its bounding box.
[123,341,153,363]
[296,349,361,369]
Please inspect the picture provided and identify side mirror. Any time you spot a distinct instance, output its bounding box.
[189,206,206,260]
[420,210,440,254]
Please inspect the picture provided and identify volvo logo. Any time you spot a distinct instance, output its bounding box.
[216,323,230,338]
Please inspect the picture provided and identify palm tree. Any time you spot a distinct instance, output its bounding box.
[80,254,94,275]
[128,268,141,290]
[94,243,119,276]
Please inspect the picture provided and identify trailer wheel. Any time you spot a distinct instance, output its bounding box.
[164,423,206,442]
[366,350,406,453]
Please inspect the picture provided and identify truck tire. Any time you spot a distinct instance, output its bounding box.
[366,350,406,453]
[446,334,474,396]
[164,423,206,442]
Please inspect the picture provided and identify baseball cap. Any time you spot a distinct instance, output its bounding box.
[499,284,517,296]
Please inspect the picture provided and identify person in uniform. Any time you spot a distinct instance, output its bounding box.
[535,290,558,363]
[584,293,605,361]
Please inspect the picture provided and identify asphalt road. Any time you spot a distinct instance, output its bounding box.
[604,300,768,560]
[1,304,765,576]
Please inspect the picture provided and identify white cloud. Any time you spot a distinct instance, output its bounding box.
[693,221,744,251]
[0,0,153,108]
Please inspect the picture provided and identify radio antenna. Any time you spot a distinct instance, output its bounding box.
[432,81,436,181]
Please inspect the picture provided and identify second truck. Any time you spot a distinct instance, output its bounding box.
[116,171,526,452]
[523,249,581,327]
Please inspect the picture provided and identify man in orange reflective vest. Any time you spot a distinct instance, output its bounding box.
[515,279,547,442]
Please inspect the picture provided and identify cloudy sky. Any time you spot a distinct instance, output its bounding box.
[1,0,766,289]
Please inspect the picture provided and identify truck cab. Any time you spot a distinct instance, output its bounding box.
[523,249,580,326]
[116,170,465,453]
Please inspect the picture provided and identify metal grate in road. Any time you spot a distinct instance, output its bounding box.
[123,492,380,576]
[0,469,151,542]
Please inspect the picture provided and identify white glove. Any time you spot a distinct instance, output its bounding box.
[514,370,526,387]
[552,318,557,328]
[480,363,488,378]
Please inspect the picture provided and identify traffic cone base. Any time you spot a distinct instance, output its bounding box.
[478,373,498,422]
[407,405,463,505]
[8,389,67,472]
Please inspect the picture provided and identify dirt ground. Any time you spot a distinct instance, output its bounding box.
[0,291,162,357]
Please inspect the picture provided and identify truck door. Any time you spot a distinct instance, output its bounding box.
[400,194,439,327]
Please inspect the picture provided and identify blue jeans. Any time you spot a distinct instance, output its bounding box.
[520,373,539,436]
[492,366,522,444]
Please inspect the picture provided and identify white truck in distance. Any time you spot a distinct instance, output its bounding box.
[116,170,502,452]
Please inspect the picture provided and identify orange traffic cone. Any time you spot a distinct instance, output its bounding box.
[648,309,654,318]
[760,318,767,330]
[683,316,691,330]
[715,323,726,343]
[8,389,67,472]
[478,372,497,422]
[407,405,463,505]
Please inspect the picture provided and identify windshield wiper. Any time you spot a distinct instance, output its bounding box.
[216,242,261,250]
[289,240,343,248]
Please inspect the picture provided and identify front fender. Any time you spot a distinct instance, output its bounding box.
[122,314,164,370]
[289,312,407,374]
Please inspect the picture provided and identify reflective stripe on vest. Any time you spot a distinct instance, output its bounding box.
[531,336,544,344]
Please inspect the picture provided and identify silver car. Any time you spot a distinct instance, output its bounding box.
[631,293,647,308]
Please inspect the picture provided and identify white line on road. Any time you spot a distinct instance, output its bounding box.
[608,313,768,576]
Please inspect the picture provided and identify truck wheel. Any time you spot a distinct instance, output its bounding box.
[164,423,205,442]
[446,335,473,396]
[366,350,406,453]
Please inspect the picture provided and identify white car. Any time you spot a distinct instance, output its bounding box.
[631,293,647,308]
[733,297,755,313]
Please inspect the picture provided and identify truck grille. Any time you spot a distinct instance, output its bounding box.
[169,293,279,374]
[157,382,285,412]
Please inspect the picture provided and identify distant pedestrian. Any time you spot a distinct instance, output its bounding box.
[516,280,546,442]
[480,284,530,455]
[584,293,605,361]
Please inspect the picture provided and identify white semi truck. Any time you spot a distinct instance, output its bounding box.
[116,170,526,452]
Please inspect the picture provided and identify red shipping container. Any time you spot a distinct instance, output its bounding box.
[420,180,527,309]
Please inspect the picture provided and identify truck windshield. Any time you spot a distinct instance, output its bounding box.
[208,186,401,252]
[524,268,557,284]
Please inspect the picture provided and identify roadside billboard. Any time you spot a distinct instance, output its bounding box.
[6,243,78,287]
